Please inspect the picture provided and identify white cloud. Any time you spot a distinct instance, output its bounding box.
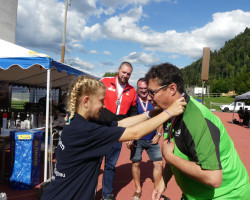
[122,52,161,65]
[65,57,95,70]
[103,51,111,55]
[16,0,106,52]
[100,0,149,9]
[90,50,97,54]
[16,0,64,51]
[168,54,180,59]
[154,0,177,3]
[15,0,250,69]
[16,0,89,53]
[99,61,115,67]
[103,8,250,59]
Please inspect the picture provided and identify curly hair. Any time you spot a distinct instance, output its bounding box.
[65,75,105,124]
[144,62,185,93]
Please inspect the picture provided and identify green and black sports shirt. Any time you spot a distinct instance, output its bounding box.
[164,94,250,200]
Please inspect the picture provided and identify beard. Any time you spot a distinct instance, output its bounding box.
[118,75,127,85]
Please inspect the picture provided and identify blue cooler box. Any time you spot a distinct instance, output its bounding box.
[9,129,43,190]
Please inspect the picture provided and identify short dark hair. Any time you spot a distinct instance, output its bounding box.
[119,61,133,70]
[145,62,185,93]
[137,78,146,85]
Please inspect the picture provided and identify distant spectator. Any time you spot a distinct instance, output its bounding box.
[38,95,46,113]
[58,93,67,114]
[237,107,244,124]
[243,108,250,126]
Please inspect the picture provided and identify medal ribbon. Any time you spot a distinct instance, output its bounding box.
[138,97,148,112]
[115,78,126,106]
[167,116,179,142]
[116,87,125,105]
[166,92,185,141]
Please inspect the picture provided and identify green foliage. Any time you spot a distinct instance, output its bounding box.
[210,79,230,93]
[181,27,250,94]
[234,71,250,94]
[103,72,118,77]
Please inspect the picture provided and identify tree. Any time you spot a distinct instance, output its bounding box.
[181,27,250,94]
[103,72,118,77]
[234,72,250,94]
[210,79,229,93]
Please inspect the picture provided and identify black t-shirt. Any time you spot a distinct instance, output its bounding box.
[42,113,125,200]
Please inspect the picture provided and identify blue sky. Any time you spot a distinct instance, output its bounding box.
[16,0,250,87]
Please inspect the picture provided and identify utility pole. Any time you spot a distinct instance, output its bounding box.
[60,0,69,63]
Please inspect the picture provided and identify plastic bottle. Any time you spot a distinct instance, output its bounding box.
[16,113,21,129]
[2,112,7,129]
[24,113,31,129]
[9,112,16,129]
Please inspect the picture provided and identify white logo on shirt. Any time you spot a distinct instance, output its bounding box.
[175,129,181,137]
[108,86,116,92]
[58,138,65,150]
[54,167,65,178]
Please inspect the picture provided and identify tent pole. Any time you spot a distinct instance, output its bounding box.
[232,101,236,123]
[44,69,51,182]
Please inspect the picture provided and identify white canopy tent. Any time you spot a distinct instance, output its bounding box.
[0,39,99,181]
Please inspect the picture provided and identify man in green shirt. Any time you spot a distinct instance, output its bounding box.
[145,62,250,200]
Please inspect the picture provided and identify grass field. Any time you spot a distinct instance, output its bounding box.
[11,100,29,110]
[191,96,235,111]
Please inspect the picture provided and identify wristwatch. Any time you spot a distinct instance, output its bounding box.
[157,132,162,137]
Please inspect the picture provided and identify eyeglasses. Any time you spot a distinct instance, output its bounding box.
[148,85,168,97]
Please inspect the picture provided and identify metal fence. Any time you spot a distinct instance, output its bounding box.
[190,93,222,98]
[210,102,225,110]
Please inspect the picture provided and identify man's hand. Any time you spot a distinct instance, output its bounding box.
[162,140,175,163]
[151,134,160,144]
[126,140,135,150]
[152,178,166,200]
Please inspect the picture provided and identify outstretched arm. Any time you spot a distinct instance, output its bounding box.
[118,97,186,142]
[118,105,163,128]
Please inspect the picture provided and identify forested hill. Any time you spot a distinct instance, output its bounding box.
[180,27,250,94]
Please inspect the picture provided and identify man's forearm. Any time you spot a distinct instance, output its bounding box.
[165,153,222,188]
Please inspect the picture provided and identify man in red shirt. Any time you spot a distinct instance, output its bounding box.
[99,61,137,200]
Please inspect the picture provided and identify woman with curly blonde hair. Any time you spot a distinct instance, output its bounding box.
[42,75,186,200]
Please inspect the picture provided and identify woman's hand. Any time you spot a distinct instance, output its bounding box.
[166,97,186,117]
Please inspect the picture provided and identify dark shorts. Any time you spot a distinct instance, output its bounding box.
[130,139,162,162]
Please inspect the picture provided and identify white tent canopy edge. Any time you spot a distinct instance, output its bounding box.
[0,39,100,181]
